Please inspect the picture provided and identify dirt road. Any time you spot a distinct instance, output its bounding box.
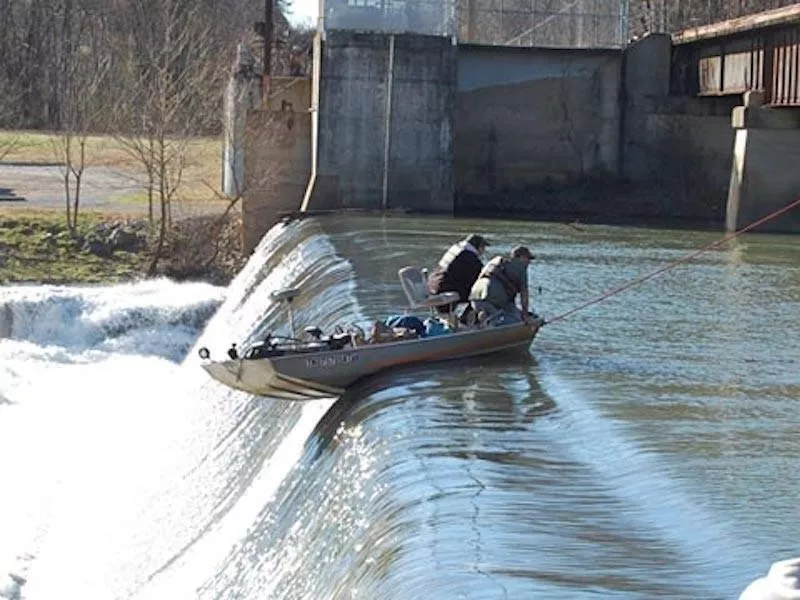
[0,162,230,217]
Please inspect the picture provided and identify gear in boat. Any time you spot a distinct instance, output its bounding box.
[197,287,370,362]
[233,326,356,360]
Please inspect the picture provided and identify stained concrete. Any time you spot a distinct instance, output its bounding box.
[727,127,800,232]
[455,45,622,211]
[315,31,456,212]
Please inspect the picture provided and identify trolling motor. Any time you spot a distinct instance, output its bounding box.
[270,287,301,339]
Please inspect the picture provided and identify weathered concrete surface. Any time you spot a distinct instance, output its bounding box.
[315,31,456,212]
[454,45,622,214]
[727,128,800,233]
[621,34,735,222]
[635,112,733,220]
[241,78,312,253]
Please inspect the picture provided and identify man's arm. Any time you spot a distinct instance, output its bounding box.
[518,265,534,324]
[520,288,531,318]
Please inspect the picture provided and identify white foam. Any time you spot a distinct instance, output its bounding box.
[740,558,800,600]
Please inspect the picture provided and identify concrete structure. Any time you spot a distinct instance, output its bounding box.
[727,90,800,232]
[455,44,622,214]
[222,43,260,198]
[668,5,800,232]
[234,5,800,251]
[621,33,735,223]
[312,31,456,212]
[241,76,313,252]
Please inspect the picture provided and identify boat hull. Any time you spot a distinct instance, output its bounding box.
[202,321,541,400]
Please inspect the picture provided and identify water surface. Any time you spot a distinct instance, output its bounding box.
[1,214,797,600]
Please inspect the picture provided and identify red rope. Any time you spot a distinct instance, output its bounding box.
[544,196,800,326]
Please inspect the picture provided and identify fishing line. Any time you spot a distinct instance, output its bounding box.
[544,196,800,326]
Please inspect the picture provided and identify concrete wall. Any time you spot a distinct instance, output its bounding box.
[621,34,735,221]
[632,112,733,219]
[314,31,456,212]
[454,45,622,211]
[241,77,312,253]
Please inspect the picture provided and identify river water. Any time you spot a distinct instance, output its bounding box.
[0,214,797,600]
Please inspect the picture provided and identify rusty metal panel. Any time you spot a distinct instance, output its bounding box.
[698,55,722,94]
[696,39,765,96]
[723,50,762,93]
[769,26,800,106]
[673,21,800,104]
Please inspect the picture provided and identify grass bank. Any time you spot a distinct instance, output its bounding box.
[0,209,150,284]
[0,209,245,285]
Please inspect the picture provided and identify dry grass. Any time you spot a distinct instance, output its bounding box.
[0,129,223,203]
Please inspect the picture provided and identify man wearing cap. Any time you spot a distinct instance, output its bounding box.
[427,233,489,313]
[469,245,537,326]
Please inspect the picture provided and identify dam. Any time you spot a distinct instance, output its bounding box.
[1,213,799,598]
[222,1,800,251]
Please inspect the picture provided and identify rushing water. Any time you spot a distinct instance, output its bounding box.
[0,214,798,600]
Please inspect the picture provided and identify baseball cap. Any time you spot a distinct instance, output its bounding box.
[511,245,535,260]
[466,234,490,248]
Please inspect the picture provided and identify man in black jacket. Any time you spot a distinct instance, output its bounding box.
[427,233,489,313]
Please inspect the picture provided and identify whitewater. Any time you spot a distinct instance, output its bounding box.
[0,218,368,599]
[2,214,799,599]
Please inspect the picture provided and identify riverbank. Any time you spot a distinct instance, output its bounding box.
[0,209,245,286]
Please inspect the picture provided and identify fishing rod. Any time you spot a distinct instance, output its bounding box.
[543,196,800,326]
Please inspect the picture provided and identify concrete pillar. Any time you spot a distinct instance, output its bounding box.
[725,91,800,233]
[620,33,672,181]
[222,43,260,198]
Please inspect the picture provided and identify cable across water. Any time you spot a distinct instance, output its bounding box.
[544,197,800,325]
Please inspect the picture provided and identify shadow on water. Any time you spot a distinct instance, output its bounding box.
[305,348,556,464]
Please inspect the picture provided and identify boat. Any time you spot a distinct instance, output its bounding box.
[198,266,543,401]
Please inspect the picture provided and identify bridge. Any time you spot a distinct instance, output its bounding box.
[672,4,800,105]
[669,4,800,232]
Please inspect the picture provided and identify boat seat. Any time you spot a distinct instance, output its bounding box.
[398,266,460,310]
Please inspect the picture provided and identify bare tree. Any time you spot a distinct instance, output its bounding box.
[0,79,22,161]
[0,0,23,161]
[51,1,111,230]
[111,0,228,274]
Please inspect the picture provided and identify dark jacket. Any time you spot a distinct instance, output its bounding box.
[427,242,483,304]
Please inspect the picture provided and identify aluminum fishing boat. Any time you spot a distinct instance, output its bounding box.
[198,267,542,401]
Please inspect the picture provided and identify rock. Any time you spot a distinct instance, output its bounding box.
[85,238,113,258]
[109,227,145,252]
[0,303,12,339]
